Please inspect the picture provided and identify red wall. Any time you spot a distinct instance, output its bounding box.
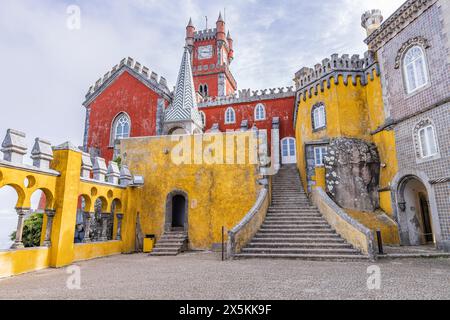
[86,71,169,161]
[201,96,296,147]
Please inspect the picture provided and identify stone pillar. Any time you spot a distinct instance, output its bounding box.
[116,213,124,241]
[11,208,29,249]
[43,209,56,247]
[83,212,94,243]
[99,213,109,241]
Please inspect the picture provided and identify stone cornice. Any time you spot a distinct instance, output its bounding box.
[364,0,437,51]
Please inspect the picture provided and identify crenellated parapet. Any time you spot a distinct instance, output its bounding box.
[194,28,217,41]
[84,57,172,106]
[198,86,295,108]
[294,51,380,103]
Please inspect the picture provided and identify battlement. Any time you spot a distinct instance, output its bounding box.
[294,52,377,90]
[84,57,172,105]
[197,86,295,108]
[194,28,217,41]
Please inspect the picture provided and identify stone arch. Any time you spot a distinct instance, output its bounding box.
[78,194,93,212]
[93,196,109,213]
[391,169,442,247]
[167,126,188,136]
[1,183,26,208]
[165,189,189,232]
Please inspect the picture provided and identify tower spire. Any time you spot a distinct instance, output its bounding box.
[163,47,203,134]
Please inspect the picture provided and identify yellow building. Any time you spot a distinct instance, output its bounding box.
[293,52,399,245]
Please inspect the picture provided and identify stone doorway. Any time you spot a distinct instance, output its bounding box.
[165,190,189,232]
[172,195,186,229]
[396,176,435,246]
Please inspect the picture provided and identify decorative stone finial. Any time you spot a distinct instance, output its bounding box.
[107,162,120,185]
[119,165,133,187]
[31,138,53,169]
[1,129,27,163]
[93,157,107,181]
[81,152,93,178]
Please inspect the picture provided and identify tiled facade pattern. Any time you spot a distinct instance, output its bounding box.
[375,0,450,246]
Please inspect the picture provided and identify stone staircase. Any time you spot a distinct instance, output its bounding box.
[236,165,368,261]
[149,230,188,256]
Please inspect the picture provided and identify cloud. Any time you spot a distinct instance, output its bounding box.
[0,0,404,213]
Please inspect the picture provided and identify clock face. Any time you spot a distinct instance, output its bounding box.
[198,45,213,60]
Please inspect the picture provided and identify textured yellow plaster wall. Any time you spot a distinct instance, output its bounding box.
[121,133,260,250]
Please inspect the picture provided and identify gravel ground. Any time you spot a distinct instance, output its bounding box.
[0,252,449,300]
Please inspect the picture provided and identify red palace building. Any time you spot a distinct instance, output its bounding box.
[82,13,297,165]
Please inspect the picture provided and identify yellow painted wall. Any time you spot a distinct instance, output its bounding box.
[121,132,261,250]
[345,209,400,245]
[295,71,398,216]
[73,241,123,262]
[294,68,400,250]
[0,248,50,278]
[0,145,133,278]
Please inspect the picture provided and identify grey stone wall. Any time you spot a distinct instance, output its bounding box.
[377,2,450,120]
[394,103,450,240]
[375,0,450,245]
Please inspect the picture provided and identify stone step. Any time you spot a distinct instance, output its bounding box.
[264,218,326,223]
[254,232,342,241]
[251,237,346,244]
[262,221,328,226]
[235,253,369,261]
[261,224,331,230]
[247,242,353,248]
[258,229,336,234]
[241,247,360,255]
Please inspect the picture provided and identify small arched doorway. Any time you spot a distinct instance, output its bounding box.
[397,176,435,246]
[165,191,188,232]
[172,195,186,229]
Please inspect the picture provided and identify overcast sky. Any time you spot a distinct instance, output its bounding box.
[0,0,404,219]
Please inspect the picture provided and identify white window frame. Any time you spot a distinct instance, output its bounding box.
[225,107,236,124]
[314,146,327,167]
[111,113,131,146]
[254,103,266,121]
[200,111,206,127]
[403,46,429,94]
[418,125,438,159]
[312,104,326,130]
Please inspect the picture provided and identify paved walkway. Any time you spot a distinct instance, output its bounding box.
[0,252,449,300]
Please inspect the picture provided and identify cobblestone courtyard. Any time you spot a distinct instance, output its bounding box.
[0,252,449,300]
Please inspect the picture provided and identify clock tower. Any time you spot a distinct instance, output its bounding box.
[185,13,237,98]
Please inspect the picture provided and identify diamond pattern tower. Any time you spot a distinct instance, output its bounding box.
[164,47,204,135]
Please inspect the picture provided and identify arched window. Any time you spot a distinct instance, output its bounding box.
[255,103,266,121]
[225,107,236,124]
[403,46,428,94]
[199,84,208,97]
[200,111,206,127]
[312,103,326,130]
[111,113,131,144]
[413,119,439,161]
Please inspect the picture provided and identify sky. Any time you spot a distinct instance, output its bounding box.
[0,0,404,242]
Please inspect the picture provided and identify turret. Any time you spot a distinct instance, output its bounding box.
[227,31,234,63]
[186,18,195,51]
[216,12,226,42]
[361,9,383,37]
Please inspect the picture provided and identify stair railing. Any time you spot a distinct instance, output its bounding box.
[226,186,270,259]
